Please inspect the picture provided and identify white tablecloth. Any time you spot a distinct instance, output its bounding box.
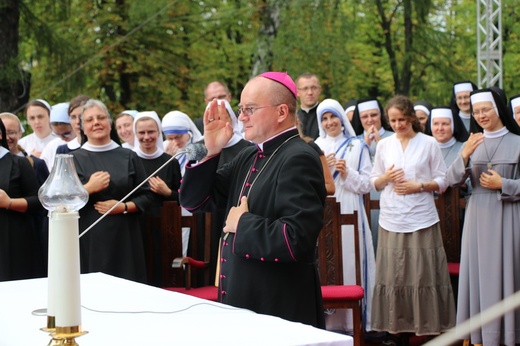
[0,273,352,345]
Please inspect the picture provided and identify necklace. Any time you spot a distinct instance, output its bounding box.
[483,135,505,170]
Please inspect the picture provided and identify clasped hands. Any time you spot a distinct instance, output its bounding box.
[462,133,502,190]
[364,125,380,146]
[326,154,349,179]
[383,164,420,195]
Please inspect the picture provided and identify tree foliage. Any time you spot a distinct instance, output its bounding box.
[2,0,520,124]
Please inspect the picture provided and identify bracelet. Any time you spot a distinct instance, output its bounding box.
[123,203,128,214]
[6,198,12,210]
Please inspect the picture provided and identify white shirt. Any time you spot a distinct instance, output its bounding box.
[370,132,448,233]
[18,133,56,156]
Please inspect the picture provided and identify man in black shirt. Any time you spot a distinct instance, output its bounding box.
[296,72,322,139]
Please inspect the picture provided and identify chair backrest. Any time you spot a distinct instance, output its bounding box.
[434,186,466,263]
[160,201,212,287]
[317,197,360,286]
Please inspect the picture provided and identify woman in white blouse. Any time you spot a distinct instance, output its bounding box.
[370,95,455,345]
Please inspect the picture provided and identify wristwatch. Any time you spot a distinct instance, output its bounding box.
[419,183,425,192]
[123,203,128,214]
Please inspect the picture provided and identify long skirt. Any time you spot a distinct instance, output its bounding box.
[371,223,456,335]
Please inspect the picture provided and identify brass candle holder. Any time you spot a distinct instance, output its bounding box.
[48,326,88,346]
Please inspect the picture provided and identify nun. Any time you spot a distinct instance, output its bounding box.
[161,111,203,175]
[132,111,182,286]
[350,98,393,159]
[450,81,477,132]
[413,100,433,133]
[351,98,393,252]
[447,88,520,346]
[315,98,376,333]
[0,118,44,281]
[427,107,469,167]
[508,94,520,127]
[343,99,357,122]
[115,109,138,149]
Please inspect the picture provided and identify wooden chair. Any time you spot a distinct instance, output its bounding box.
[434,186,466,277]
[318,197,365,346]
[162,201,218,301]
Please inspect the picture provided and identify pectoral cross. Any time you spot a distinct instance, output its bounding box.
[348,142,354,152]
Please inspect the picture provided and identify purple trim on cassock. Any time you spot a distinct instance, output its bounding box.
[282,223,297,261]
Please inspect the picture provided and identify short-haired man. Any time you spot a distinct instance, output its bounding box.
[195,81,234,135]
[204,81,232,104]
[296,72,322,139]
[180,72,326,328]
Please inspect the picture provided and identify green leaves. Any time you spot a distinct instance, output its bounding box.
[4,0,520,121]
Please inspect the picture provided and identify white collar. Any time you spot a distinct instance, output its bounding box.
[134,146,164,160]
[459,111,471,120]
[81,140,119,152]
[437,136,456,149]
[0,147,9,159]
[484,127,509,139]
[257,126,296,151]
[67,139,81,150]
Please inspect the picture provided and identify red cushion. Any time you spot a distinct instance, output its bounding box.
[321,285,364,300]
[164,286,218,301]
[448,262,460,276]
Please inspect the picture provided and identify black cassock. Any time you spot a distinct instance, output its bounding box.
[73,147,153,283]
[180,129,327,328]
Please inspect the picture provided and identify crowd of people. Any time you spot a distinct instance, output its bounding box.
[0,71,519,346]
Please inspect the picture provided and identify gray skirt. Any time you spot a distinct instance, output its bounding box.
[371,223,456,335]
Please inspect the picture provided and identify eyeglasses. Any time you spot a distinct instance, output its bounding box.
[456,95,470,101]
[237,105,280,117]
[297,86,320,92]
[359,112,380,120]
[472,107,496,117]
[6,131,19,138]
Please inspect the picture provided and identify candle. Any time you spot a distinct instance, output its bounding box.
[38,154,88,330]
[48,212,82,327]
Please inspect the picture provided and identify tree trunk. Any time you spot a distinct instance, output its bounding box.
[0,0,21,112]
[250,0,283,76]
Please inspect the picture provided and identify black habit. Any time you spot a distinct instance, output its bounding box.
[0,153,43,281]
[72,147,153,283]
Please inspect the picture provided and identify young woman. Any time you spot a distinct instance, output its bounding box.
[115,110,137,149]
[132,111,182,286]
[19,99,54,157]
[370,95,455,345]
[315,98,375,332]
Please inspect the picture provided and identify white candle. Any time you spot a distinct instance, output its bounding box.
[48,211,82,327]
